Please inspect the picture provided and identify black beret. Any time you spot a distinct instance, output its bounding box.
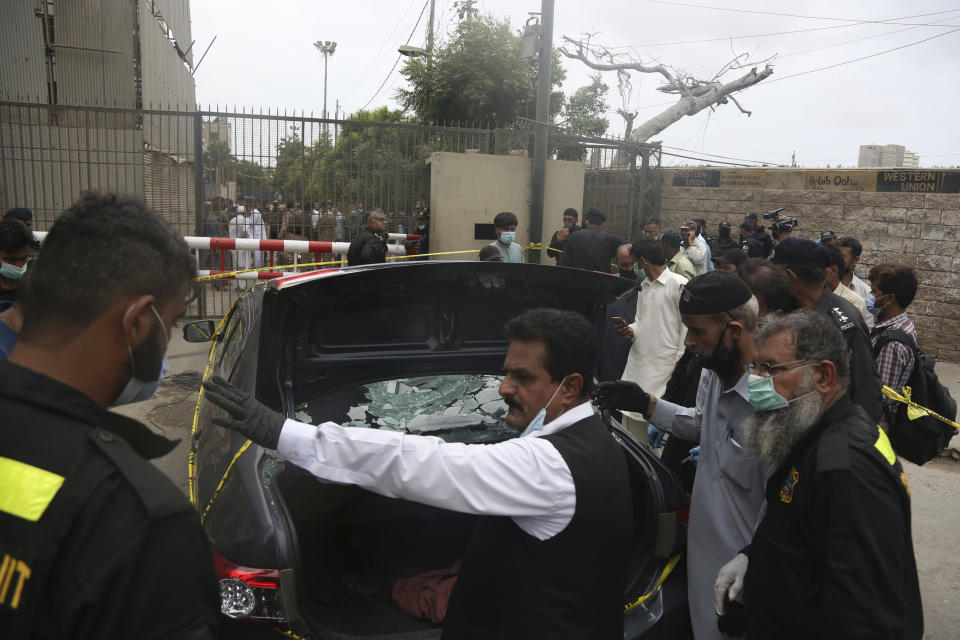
[586,207,606,223]
[770,237,829,268]
[679,271,753,315]
[713,247,747,267]
[4,207,32,222]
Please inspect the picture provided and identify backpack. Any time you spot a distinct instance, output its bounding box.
[872,329,958,465]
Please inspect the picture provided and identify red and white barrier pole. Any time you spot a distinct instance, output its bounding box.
[32,232,421,256]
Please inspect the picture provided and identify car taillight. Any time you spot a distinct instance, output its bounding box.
[212,547,286,624]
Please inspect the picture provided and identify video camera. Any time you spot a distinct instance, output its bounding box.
[761,207,799,235]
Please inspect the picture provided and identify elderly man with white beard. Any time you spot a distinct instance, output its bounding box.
[714,311,922,640]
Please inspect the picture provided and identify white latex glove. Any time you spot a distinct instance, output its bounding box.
[714,553,749,615]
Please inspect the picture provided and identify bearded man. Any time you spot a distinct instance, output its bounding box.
[714,311,922,640]
[595,271,768,640]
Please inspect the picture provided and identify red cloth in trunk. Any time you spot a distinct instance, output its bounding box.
[392,560,461,624]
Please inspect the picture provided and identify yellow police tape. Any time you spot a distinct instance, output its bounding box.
[881,385,960,431]
[624,553,682,612]
[192,248,486,282]
[187,283,261,506]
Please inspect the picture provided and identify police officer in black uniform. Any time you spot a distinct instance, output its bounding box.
[770,237,883,425]
[557,208,623,272]
[0,193,219,638]
[715,311,922,639]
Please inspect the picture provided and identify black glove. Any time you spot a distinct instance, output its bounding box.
[202,375,286,449]
[592,380,651,418]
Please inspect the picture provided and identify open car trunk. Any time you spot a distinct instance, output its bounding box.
[269,376,671,638]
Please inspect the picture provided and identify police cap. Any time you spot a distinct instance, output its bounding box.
[679,271,753,315]
[770,237,829,268]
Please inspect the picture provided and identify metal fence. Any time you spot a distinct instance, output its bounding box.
[0,101,661,317]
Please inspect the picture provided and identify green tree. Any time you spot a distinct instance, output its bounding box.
[396,15,566,125]
[204,139,236,186]
[555,74,609,161]
[235,159,270,199]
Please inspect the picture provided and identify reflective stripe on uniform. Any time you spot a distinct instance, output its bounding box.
[0,457,65,522]
[874,427,896,466]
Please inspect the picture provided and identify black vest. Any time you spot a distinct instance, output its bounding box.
[442,415,633,639]
[0,361,204,637]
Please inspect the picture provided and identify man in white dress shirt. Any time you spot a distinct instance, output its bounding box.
[202,308,633,638]
[245,198,268,268]
[836,236,872,300]
[615,238,688,444]
[227,205,251,290]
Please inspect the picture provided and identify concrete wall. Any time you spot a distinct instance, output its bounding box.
[427,152,586,264]
[658,167,960,361]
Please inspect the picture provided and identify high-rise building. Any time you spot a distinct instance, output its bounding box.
[858,144,921,168]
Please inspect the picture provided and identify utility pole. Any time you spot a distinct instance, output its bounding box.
[427,0,436,53]
[529,0,554,264]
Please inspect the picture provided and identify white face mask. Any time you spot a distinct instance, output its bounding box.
[520,376,567,437]
[112,305,170,406]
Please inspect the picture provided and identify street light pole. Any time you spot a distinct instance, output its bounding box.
[313,40,337,133]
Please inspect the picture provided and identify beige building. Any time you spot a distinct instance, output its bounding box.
[858,144,921,168]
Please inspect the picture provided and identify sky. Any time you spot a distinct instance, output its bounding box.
[188,0,960,168]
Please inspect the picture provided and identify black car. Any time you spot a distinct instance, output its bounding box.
[185,261,690,638]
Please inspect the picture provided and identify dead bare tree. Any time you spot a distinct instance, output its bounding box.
[559,35,774,144]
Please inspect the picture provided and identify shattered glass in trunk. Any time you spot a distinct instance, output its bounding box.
[299,375,515,444]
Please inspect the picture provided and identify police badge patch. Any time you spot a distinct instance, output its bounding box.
[780,466,800,503]
[829,306,855,332]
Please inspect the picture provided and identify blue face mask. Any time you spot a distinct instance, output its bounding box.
[747,364,816,412]
[0,261,28,280]
[417,224,426,231]
[521,376,567,437]
[865,293,886,317]
[633,263,646,280]
[499,231,516,245]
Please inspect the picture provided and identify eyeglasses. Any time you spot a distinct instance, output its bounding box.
[750,359,815,378]
[371,217,387,223]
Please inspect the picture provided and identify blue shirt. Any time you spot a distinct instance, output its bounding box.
[0,301,16,359]
[650,369,769,640]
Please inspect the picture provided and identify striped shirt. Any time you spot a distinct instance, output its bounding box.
[870,312,918,421]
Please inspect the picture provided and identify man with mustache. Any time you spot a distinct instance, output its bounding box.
[595,271,767,640]
[714,311,922,640]
[202,308,633,638]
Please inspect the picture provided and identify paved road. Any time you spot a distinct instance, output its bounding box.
[130,327,960,639]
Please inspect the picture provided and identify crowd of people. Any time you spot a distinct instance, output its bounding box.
[201,197,431,276]
[0,196,931,639]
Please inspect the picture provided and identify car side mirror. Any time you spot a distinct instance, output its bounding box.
[183,320,217,343]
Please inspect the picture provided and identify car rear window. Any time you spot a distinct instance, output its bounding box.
[298,375,515,444]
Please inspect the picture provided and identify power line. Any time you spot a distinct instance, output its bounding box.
[359,0,430,112]
[660,150,771,167]
[762,27,960,84]
[663,145,787,166]
[647,1,960,26]
[615,22,959,114]
[773,14,959,60]
[340,0,422,100]
[610,9,960,48]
